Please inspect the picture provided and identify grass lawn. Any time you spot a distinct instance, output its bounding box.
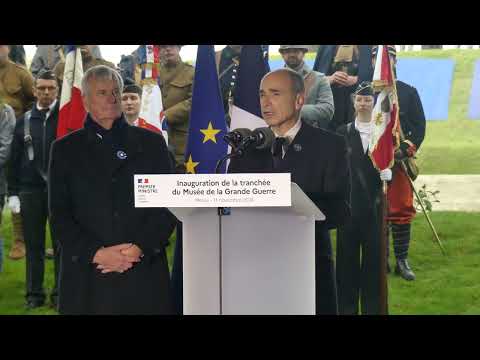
[1,210,479,315]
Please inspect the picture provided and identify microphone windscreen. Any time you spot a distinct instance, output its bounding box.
[253,127,275,150]
[233,128,253,138]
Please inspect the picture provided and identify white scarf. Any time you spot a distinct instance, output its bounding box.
[354,119,372,154]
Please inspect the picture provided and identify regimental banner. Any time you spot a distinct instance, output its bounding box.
[138,45,168,143]
[134,173,291,208]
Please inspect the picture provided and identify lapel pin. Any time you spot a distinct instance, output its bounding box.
[293,144,302,152]
[117,150,127,160]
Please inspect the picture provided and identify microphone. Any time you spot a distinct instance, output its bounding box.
[252,127,275,150]
[239,127,275,151]
[223,128,252,147]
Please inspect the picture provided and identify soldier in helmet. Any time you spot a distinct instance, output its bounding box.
[371,45,426,281]
[313,45,374,131]
[279,45,334,130]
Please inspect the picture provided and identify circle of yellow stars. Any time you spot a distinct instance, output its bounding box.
[184,121,222,174]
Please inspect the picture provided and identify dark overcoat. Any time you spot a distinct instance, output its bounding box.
[48,115,176,315]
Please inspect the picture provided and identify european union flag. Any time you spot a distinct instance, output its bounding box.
[184,45,228,174]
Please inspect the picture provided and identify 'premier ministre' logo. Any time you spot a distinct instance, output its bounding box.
[137,178,157,193]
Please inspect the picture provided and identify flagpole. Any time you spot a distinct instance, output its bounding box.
[380,180,389,315]
[400,163,447,255]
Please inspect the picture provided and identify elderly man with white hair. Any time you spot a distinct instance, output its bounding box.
[48,65,176,314]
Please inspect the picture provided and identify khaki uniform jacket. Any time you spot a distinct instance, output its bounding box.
[158,61,194,171]
[0,60,35,119]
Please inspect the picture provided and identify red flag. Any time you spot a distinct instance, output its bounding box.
[369,45,399,171]
[57,46,86,138]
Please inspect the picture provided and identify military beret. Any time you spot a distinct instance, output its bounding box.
[279,45,309,53]
[354,81,374,96]
[372,45,397,58]
[123,78,142,96]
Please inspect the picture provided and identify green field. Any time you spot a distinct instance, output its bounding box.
[1,210,479,315]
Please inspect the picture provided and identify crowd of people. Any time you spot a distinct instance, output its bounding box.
[0,44,425,315]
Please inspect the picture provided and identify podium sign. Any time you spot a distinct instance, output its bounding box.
[134,173,291,208]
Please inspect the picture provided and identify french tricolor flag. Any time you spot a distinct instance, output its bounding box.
[229,45,270,131]
[57,46,86,139]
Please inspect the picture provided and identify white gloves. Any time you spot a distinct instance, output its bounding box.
[379,169,392,182]
[8,196,21,214]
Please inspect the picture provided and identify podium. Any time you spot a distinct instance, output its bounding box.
[169,183,324,315]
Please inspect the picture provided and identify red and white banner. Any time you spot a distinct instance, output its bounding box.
[369,45,399,171]
[57,46,86,138]
[137,45,168,144]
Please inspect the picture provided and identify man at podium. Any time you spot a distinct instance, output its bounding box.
[228,68,351,315]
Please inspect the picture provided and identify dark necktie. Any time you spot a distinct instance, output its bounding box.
[272,137,287,169]
[39,108,49,119]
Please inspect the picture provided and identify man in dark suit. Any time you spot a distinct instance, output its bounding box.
[228,68,351,315]
[48,65,176,314]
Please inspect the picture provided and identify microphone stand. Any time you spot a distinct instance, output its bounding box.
[214,137,248,315]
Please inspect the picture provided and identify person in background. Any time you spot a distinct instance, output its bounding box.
[279,45,334,130]
[336,81,391,315]
[0,44,35,261]
[370,45,426,281]
[8,70,61,309]
[0,100,16,273]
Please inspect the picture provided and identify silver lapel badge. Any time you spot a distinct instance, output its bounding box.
[117,150,128,160]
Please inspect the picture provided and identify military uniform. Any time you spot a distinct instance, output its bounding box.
[158,61,194,172]
[387,79,426,280]
[0,59,35,119]
[0,59,35,260]
[370,45,426,281]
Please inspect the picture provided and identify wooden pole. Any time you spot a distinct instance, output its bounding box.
[400,163,447,255]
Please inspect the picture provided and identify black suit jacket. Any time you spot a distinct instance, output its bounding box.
[48,115,176,314]
[229,120,351,233]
